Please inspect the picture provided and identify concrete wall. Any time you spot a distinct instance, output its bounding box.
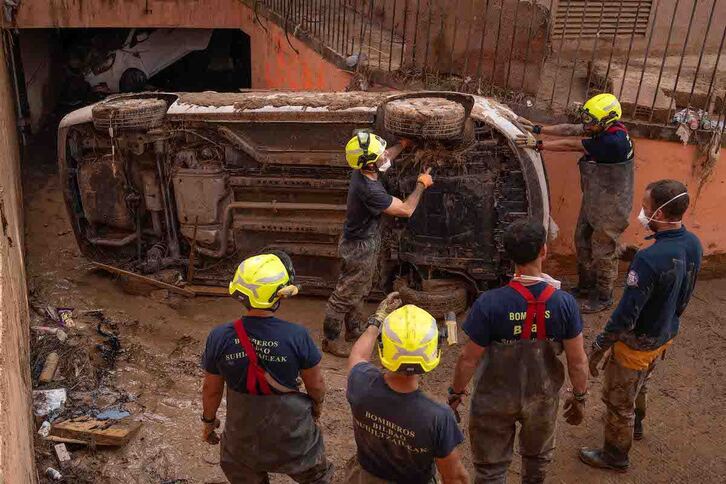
[544,135,726,274]
[0,38,37,484]
[12,0,352,91]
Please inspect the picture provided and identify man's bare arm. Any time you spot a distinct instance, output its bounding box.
[541,138,587,153]
[452,341,485,393]
[563,334,589,394]
[435,449,470,484]
[347,325,379,372]
[384,183,426,218]
[202,372,225,420]
[300,363,326,404]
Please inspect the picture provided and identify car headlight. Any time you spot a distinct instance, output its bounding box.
[91,53,116,75]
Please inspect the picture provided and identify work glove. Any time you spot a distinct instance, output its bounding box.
[514,134,543,151]
[588,340,608,377]
[417,168,434,189]
[370,291,402,327]
[399,138,416,150]
[563,392,586,426]
[202,418,221,445]
[517,116,535,130]
[447,388,467,424]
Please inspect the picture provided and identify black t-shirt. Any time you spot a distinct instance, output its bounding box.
[201,316,322,392]
[346,362,464,483]
[463,283,583,345]
[581,123,634,164]
[343,170,393,240]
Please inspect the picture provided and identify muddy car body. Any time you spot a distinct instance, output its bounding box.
[58,91,553,312]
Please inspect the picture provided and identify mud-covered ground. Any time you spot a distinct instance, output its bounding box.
[26,148,726,483]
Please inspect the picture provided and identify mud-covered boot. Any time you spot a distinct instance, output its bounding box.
[633,414,644,441]
[568,285,592,300]
[579,448,629,472]
[581,292,614,314]
[322,337,351,358]
[344,319,366,342]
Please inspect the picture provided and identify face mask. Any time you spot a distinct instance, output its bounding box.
[637,192,688,229]
[378,159,391,172]
[512,273,562,290]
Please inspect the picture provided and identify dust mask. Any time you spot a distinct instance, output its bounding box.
[512,273,562,290]
[637,192,688,229]
[378,159,391,172]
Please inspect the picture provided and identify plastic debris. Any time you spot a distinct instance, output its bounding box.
[58,308,76,328]
[38,421,51,438]
[672,108,725,131]
[96,407,131,420]
[45,467,63,481]
[33,388,67,418]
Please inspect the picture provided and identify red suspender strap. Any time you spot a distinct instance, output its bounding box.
[508,281,557,341]
[233,319,272,395]
[606,122,627,134]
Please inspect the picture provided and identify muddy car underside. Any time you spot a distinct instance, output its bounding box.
[58,91,550,314]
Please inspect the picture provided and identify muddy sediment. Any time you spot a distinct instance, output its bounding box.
[25,146,726,483]
[178,91,390,111]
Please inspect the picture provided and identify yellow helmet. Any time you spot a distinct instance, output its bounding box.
[580,93,622,126]
[229,252,295,310]
[378,305,441,374]
[345,131,387,169]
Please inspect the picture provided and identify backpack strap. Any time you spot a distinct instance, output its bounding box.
[508,281,557,341]
[233,318,272,395]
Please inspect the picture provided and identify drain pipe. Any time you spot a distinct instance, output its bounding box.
[154,140,180,259]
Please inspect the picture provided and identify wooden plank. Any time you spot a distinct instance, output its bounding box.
[91,262,195,297]
[46,435,88,445]
[187,285,229,297]
[50,417,142,447]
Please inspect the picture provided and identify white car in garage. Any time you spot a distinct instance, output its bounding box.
[85,28,213,93]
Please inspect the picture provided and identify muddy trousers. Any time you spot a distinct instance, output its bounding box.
[601,356,656,462]
[574,211,625,297]
[470,402,558,484]
[344,456,437,484]
[323,235,380,340]
[220,458,333,484]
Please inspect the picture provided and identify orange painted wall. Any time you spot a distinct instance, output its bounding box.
[544,136,725,261]
[13,0,352,91]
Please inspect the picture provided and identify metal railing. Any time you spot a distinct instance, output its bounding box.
[248,0,726,130]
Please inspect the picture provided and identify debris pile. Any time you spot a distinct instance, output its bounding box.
[29,301,142,483]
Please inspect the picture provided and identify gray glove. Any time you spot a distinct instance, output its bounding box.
[588,341,608,377]
[368,291,402,328]
[563,395,586,425]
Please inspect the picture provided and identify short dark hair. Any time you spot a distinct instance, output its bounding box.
[503,219,546,265]
[646,179,689,220]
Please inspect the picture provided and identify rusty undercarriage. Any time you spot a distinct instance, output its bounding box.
[58,91,552,313]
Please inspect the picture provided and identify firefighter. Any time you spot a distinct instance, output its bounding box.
[449,218,589,483]
[346,294,469,484]
[201,252,333,483]
[580,180,702,471]
[516,93,635,313]
[322,132,433,357]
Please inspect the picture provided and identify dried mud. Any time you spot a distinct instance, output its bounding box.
[25,145,726,483]
[178,91,390,111]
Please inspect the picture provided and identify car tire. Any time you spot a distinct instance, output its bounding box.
[393,278,469,318]
[92,97,167,132]
[119,68,148,93]
[384,97,468,140]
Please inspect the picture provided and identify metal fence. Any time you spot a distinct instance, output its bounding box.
[249,0,726,129]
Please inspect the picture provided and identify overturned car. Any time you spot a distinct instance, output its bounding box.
[58,91,553,315]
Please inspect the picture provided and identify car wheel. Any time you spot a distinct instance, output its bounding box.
[119,68,148,93]
[393,278,469,318]
[92,97,167,132]
[384,97,468,141]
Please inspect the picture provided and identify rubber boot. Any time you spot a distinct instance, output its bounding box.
[344,318,366,342]
[321,337,351,358]
[581,291,614,314]
[633,414,644,441]
[568,286,591,300]
[578,448,629,472]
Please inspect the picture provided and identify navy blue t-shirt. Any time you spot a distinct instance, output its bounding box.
[343,170,393,240]
[347,362,464,484]
[581,123,634,164]
[201,316,322,392]
[463,283,583,346]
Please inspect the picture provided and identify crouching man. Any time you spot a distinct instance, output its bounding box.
[449,219,589,483]
[200,252,333,483]
[345,293,469,483]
